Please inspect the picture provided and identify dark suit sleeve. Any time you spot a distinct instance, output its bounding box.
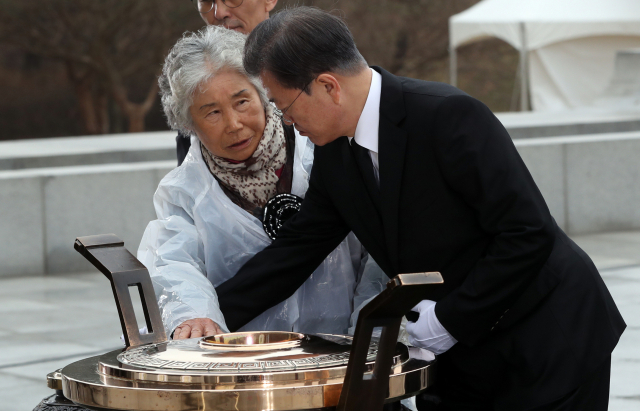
[431,94,555,346]
[215,154,351,331]
[176,132,191,166]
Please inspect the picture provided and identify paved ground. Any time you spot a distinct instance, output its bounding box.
[0,231,638,411]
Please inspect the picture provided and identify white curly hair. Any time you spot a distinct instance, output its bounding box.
[159,25,269,135]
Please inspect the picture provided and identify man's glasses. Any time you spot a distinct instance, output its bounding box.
[280,89,305,126]
[192,0,244,14]
[279,80,314,126]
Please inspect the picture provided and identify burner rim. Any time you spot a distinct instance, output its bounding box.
[199,331,306,351]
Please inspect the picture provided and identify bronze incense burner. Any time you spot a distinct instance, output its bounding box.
[37,235,442,411]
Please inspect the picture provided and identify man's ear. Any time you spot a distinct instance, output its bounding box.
[316,73,341,105]
[265,0,278,13]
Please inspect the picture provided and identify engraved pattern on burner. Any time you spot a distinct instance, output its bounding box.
[117,342,379,372]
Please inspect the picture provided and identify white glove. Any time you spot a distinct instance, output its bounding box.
[405,300,457,355]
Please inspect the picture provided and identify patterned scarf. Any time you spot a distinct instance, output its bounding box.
[200,105,287,208]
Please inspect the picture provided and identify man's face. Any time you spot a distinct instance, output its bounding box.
[198,0,277,34]
[261,71,343,147]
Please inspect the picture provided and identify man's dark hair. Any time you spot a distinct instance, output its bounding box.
[243,7,367,92]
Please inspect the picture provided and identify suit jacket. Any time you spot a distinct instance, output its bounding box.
[176,131,191,166]
[216,67,625,409]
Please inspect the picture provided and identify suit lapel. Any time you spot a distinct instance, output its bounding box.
[375,67,407,273]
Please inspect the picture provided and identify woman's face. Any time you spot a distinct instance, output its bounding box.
[190,70,266,162]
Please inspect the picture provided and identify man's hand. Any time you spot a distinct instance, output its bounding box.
[173,318,223,340]
[406,300,457,355]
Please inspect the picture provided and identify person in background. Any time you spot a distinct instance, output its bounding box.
[177,0,278,165]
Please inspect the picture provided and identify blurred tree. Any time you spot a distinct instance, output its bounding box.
[274,0,519,112]
[0,0,519,139]
[0,0,194,134]
[276,0,478,77]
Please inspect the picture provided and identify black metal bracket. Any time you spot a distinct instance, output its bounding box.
[74,234,167,348]
[337,272,443,411]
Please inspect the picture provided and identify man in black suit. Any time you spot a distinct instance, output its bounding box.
[215,7,625,410]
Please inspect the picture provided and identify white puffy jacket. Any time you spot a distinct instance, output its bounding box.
[137,133,388,337]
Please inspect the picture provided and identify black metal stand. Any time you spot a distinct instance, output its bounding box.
[74,234,166,348]
[337,272,444,411]
[32,393,92,411]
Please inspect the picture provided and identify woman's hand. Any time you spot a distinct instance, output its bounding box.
[173,318,224,339]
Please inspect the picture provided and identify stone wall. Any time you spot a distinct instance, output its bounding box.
[2,129,640,277]
[516,131,640,235]
[0,161,174,277]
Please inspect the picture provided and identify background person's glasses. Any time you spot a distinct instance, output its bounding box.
[192,0,244,14]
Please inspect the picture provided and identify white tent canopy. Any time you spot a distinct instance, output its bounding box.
[449,0,640,111]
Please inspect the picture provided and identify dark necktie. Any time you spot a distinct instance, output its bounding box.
[350,140,381,209]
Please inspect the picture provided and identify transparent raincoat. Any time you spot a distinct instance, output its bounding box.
[137,133,389,337]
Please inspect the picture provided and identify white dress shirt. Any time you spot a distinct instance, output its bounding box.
[348,68,457,355]
[348,68,381,185]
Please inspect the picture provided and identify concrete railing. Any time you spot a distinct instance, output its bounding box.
[0,131,176,170]
[2,129,640,277]
[496,108,640,138]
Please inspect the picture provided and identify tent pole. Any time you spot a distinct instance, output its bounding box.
[519,22,530,111]
[450,45,458,87]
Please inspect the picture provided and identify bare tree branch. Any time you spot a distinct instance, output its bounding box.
[0,0,194,134]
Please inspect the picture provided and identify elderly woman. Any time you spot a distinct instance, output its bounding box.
[137,26,385,339]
